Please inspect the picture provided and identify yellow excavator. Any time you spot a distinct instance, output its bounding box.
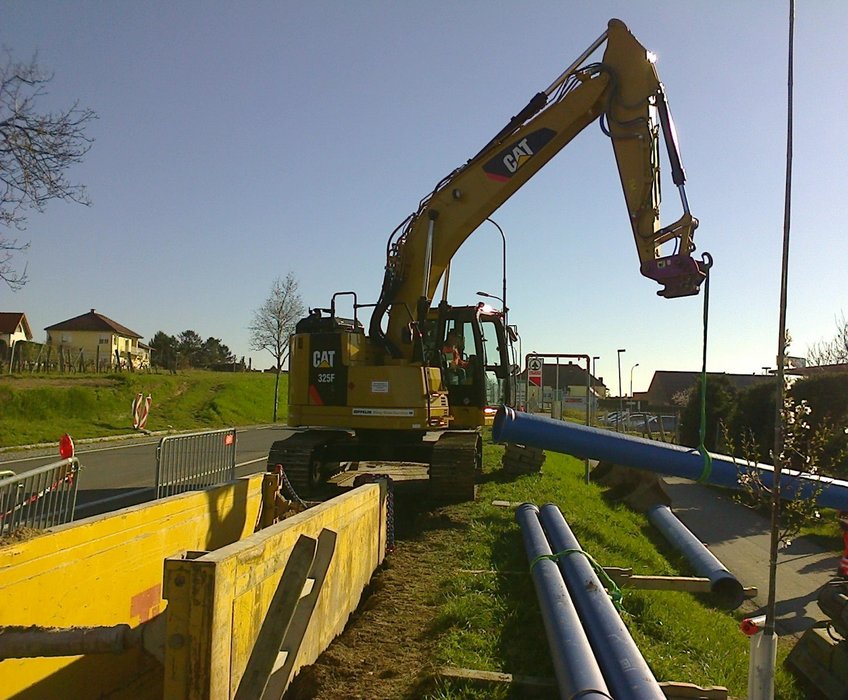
[269,19,709,499]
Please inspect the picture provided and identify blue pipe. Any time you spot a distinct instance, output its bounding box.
[515,503,612,700]
[538,503,665,700]
[493,406,848,511]
[647,504,744,609]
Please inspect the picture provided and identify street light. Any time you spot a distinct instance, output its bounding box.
[486,218,507,329]
[476,290,505,308]
[592,355,600,421]
[617,349,625,431]
[630,362,639,403]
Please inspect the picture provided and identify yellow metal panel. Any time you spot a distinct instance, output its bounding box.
[163,483,387,699]
[0,474,264,700]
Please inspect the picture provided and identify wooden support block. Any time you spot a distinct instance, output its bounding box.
[787,625,848,698]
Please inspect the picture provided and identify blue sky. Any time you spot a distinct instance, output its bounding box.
[2,1,846,394]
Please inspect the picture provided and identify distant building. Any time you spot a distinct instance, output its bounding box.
[637,370,773,409]
[0,312,33,347]
[519,361,607,413]
[785,362,848,377]
[0,312,34,363]
[45,309,150,370]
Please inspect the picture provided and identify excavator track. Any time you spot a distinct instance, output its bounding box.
[428,431,481,502]
[267,431,349,496]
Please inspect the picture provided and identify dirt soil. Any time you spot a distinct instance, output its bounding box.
[285,497,468,699]
[0,526,44,547]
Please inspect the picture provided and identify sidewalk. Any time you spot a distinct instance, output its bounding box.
[662,476,841,635]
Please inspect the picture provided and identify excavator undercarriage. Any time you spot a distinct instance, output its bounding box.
[268,428,482,502]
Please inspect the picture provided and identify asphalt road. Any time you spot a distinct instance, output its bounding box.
[662,476,841,635]
[0,425,293,517]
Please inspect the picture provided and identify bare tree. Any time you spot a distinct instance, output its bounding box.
[249,273,305,421]
[807,312,848,366]
[1,51,97,289]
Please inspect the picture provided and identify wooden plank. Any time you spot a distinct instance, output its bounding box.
[658,681,728,699]
[431,667,732,699]
[605,567,757,597]
[234,534,316,700]
[437,666,556,689]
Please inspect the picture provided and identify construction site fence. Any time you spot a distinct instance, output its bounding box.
[0,457,80,535]
[155,428,237,499]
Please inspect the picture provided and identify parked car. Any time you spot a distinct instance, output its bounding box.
[601,411,627,425]
[658,415,678,433]
[623,413,658,431]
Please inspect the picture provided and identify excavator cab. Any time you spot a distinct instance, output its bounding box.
[426,303,513,428]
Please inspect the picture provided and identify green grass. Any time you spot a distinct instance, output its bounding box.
[426,439,805,699]
[0,370,286,446]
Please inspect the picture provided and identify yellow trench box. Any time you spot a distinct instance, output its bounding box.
[0,476,388,699]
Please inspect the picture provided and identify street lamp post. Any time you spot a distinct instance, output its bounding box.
[486,218,507,330]
[592,355,600,422]
[617,349,625,431]
[630,363,640,411]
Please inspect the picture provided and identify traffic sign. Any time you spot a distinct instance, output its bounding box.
[528,356,543,387]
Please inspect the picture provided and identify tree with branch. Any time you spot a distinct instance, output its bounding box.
[1,51,97,289]
[249,273,305,421]
[807,312,848,366]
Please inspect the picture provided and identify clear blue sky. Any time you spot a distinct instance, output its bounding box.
[2,1,846,394]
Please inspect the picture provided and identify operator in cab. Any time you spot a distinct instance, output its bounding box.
[442,330,469,384]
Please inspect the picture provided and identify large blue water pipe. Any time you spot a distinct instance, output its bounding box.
[515,503,612,699]
[538,503,665,699]
[647,504,744,609]
[493,406,848,511]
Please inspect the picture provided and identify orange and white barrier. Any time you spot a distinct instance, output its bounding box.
[131,393,152,431]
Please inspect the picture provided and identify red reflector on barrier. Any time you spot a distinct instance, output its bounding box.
[59,433,75,459]
[225,433,235,446]
[740,615,767,636]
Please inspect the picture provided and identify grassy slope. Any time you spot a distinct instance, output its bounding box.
[427,439,805,699]
[0,371,285,447]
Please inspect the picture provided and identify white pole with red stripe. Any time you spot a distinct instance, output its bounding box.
[131,393,143,429]
[138,394,152,431]
[740,614,776,700]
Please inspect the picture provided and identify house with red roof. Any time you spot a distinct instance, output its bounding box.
[45,309,149,370]
[0,312,34,363]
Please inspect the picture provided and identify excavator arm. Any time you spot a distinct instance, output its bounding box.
[370,19,708,359]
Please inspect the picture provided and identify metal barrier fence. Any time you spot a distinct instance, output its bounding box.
[0,458,80,535]
[155,428,237,498]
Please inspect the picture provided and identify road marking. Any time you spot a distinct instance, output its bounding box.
[0,440,160,465]
[237,457,267,468]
